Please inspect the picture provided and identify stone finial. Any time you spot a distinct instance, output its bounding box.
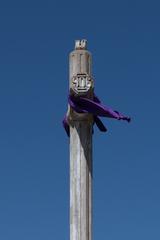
[75,39,87,50]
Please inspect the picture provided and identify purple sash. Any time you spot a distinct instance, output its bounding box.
[63,94,131,137]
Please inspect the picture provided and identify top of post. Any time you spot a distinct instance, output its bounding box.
[75,39,87,50]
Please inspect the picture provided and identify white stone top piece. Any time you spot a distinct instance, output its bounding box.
[75,39,87,50]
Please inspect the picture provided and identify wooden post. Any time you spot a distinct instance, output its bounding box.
[69,40,93,240]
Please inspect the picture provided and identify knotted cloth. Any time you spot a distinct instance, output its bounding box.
[63,94,131,137]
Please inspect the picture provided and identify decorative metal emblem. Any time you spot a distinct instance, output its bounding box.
[71,73,93,95]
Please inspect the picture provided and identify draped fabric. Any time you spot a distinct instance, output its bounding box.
[63,94,131,137]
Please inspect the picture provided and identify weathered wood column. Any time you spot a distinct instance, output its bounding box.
[68,40,94,240]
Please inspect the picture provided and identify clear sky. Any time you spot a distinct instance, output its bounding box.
[0,0,160,239]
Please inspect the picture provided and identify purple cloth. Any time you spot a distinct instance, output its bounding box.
[63,94,131,136]
[62,116,70,137]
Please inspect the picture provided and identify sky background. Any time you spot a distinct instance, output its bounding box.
[0,0,160,239]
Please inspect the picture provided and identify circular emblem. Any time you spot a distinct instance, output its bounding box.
[71,73,93,95]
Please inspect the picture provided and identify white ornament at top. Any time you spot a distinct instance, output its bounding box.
[75,39,87,50]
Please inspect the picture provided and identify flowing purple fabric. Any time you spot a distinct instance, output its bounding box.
[63,94,131,136]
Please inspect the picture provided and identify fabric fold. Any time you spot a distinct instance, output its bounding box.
[63,94,131,136]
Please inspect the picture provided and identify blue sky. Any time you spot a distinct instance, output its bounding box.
[0,0,160,239]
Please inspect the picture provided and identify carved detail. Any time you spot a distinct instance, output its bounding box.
[71,73,93,96]
[75,39,87,50]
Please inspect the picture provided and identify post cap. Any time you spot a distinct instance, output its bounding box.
[75,39,87,50]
